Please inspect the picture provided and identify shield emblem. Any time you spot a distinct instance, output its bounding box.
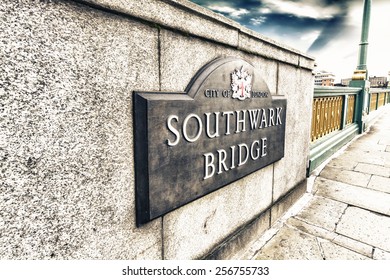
[231,66,252,100]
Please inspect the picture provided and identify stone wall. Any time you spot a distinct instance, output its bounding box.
[0,0,314,259]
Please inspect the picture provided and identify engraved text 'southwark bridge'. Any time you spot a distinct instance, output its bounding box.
[134,57,286,226]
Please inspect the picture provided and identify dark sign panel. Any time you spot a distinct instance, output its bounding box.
[134,57,286,226]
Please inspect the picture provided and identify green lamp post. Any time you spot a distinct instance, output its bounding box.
[350,0,371,133]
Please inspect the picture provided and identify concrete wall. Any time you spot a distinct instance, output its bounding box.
[0,0,314,259]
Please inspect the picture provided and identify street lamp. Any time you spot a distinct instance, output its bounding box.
[350,0,372,133]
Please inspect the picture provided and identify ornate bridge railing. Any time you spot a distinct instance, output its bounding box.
[368,88,390,113]
[311,96,343,142]
[308,86,361,174]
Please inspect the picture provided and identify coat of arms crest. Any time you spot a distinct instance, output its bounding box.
[231,67,252,100]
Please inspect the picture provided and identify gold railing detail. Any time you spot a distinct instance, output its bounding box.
[378,93,385,108]
[369,90,390,112]
[346,95,356,125]
[311,96,342,142]
[311,88,388,144]
[310,87,388,174]
[370,93,378,112]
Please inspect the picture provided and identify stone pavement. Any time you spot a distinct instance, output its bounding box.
[242,107,390,260]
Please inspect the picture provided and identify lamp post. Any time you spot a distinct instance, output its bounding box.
[355,0,372,76]
[350,0,372,133]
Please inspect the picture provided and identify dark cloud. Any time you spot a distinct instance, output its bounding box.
[250,13,324,45]
[307,0,353,53]
[191,0,261,10]
[308,14,348,52]
[190,0,367,52]
[322,0,352,6]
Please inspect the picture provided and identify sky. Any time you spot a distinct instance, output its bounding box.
[189,0,390,82]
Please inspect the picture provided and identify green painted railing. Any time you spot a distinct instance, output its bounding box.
[307,86,361,175]
[368,88,390,113]
[311,87,361,142]
[308,86,390,175]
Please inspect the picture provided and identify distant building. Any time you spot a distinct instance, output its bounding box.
[314,70,335,86]
[388,71,390,87]
[341,78,352,87]
[369,76,388,88]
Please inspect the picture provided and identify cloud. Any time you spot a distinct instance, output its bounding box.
[308,14,349,52]
[207,5,250,18]
[300,30,321,42]
[259,7,272,14]
[250,17,267,26]
[261,0,341,19]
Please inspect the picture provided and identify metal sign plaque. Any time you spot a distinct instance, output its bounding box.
[134,57,286,226]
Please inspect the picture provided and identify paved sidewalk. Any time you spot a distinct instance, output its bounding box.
[244,107,390,260]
